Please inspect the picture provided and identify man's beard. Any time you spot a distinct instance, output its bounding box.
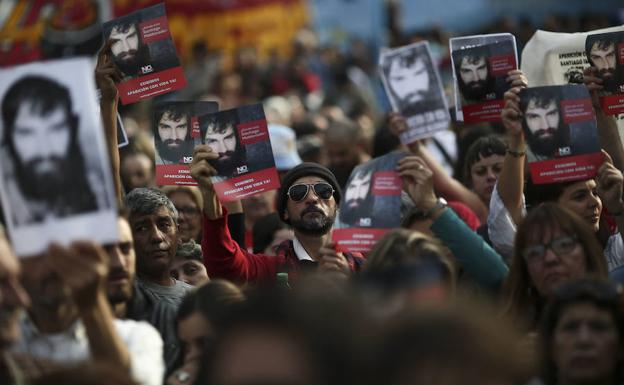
[340,197,371,226]
[459,76,495,102]
[113,45,149,77]
[598,67,619,93]
[107,267,133,305]
[156,139,194,163]
[209,150,245,177]
[16,155,70,205]
[290,204,335,236]
[526,125,568,157]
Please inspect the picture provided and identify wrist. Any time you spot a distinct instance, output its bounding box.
[76,290,108,314]
[418,195,439,212]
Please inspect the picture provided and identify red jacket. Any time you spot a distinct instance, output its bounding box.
[201,208,365,285]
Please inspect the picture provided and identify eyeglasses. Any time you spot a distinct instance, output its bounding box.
[522,235,579,265]
[287,183,334,202]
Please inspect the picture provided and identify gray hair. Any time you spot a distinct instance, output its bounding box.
[176,240,203,262]
[124,187,179,223]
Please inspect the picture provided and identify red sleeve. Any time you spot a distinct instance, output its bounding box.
[201,206,278,284]
[447,201,481,231]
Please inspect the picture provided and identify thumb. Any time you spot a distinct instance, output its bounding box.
[602,149,613,165]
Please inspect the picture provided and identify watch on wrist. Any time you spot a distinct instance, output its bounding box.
[423,197,447,219]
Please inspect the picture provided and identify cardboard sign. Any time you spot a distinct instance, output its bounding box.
[154,101,218,186]
[585,31,624,115]
[102,3,186,104]
[0,58,118,256]
[333,151,406,253]
[198,104,280,202]
[520,85,601,184]
[379,42,450,143]
[450,34,518,124]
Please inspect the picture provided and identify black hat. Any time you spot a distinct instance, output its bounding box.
[277,162,342,223]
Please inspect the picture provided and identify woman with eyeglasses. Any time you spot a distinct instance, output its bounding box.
[537,279,624,385]
[503,203,609,331]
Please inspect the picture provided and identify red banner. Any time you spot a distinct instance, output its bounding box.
[372,171,401,196]
[333,228,388,254]
[462,100,505,124]
[529,152,603,184]
[600,94,624,115]
[213,167,280,202]
[561,98,595,123]
[117,66,187,104]
[139,16,170,44]
[238,119,270,146]
[488,54,516,77]
[156,164,196,186]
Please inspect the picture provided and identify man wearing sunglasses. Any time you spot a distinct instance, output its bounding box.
[190,145,365,285]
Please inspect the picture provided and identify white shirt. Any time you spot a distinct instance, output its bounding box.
[487,183,624,271]
[12,316,164,385]
[293,237,314,262]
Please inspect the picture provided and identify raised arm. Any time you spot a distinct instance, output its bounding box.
[95,41,123,203]
[388,113,488,222]
[584,66,624,171]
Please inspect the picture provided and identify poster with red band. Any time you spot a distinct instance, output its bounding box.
[450,34,518,124]
[333,151,407,253]
[198,104,280,202]
[520,85,601,184]
[585,31,624,115]
[154,101,218,186]
[102,3,186,105]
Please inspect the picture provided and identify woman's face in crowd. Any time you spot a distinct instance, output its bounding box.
[524,226,587,298]
[170,257,209,286]
[553,302,620,385]
[169,191,202,242]
[557,180,602,232]
[470,154,504,204]
[178,311,213,363]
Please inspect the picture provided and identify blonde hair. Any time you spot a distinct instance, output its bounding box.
[365,229,456,291]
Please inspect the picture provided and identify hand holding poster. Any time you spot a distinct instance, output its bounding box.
[199,104,280,202]
[521,85,601,184]
[0,58,118,257]
[154,101,218,186]
[585,31,624,115]
[450,33,518,123]
[379,42,450,144]
[102,3,186,105]
[333,151,406,253]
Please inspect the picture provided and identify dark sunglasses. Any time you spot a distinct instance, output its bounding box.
[287,182,334,202]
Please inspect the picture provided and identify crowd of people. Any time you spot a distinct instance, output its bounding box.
[1,6,624,385]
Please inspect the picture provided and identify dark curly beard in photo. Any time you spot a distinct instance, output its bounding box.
[156,139,195,163]
[112,44,150,78]
[208,150,246,178]
[459,74,496,102]
[526,123,569,158]
[290,204,335,236]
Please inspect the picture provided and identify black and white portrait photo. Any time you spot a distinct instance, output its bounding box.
[379,42,450,143]
[0,58,117,256]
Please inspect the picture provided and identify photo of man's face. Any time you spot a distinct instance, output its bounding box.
[345,170,372,211]
[523,96,567,157]
[155,109,193,164]
[12,102,70,182]
[204,120,245,177]
[387,56,430,106]
[108,22,147,77]
[590,41,616,77]
[458,55,492,101]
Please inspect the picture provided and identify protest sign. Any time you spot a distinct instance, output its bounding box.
[102,3,186,104]
[0,58,118,256]
[154,101,218,186]
[199,104,280,202]
[585,31,624,115]
[379,42,450,144]
[450,33,518,123]
[520,85,601,184]
[333,151,406,253]
[521,26,624,140]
